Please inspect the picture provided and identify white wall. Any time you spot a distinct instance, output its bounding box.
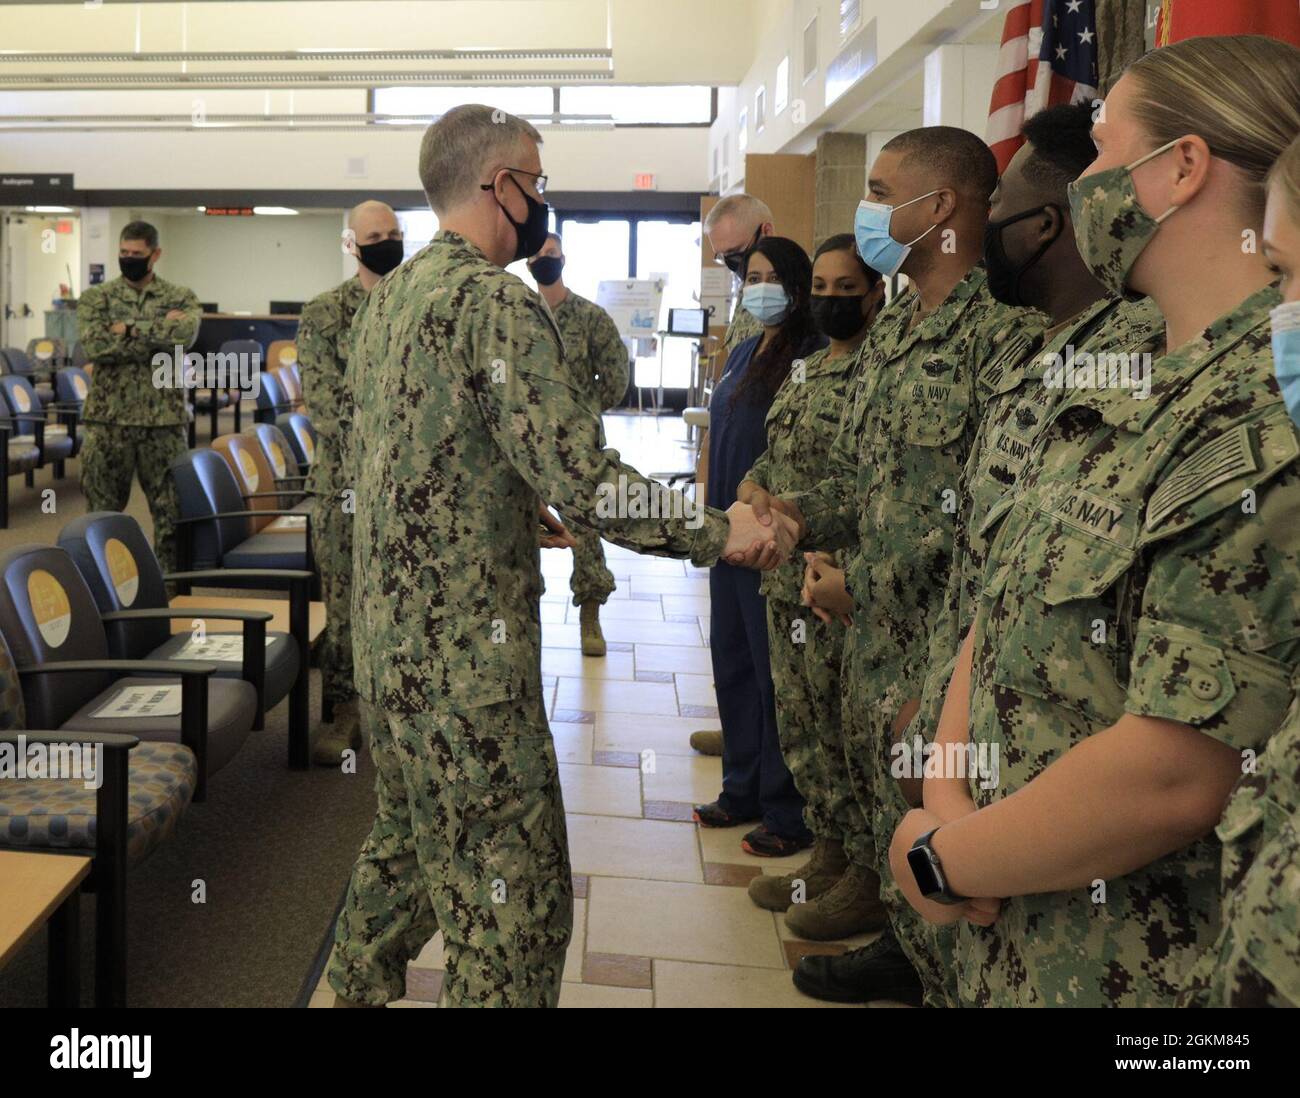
[149,213,347,314]
[0,121,712,197]
[709,0,1005,189]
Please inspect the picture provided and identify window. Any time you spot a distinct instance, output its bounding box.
[636,220,703,389]
[804,15,819,82]
[374,85,714,126]
[373,85,554,120]
[754,86,766,133]
[559,85,713,124]
[395,209,439,257]
[840,0,862,39]
[775,56,790,115]
[738,108,748,152]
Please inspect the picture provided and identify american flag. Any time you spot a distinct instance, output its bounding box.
[986,0,1100,175]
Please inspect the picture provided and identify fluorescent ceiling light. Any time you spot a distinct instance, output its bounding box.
[253,207,298,216]
[24,205,73,213]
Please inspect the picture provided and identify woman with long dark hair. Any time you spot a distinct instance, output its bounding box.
[693,235,827,856]
[738,234,883,902]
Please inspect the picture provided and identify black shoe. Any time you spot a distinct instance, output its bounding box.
[693,801,760,828]
[792,930,924,1005]
[742,824,815,858]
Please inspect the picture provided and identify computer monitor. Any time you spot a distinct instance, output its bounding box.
[199,303,219,314]
[667,308,707,337]
[270,301,304,316]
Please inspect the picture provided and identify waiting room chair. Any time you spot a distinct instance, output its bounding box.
[0,616,197,1008]
[170,450,317,764]
[0,374,81,479]
[249,422,308,489]
[60,512,312,768]
[253,370,294,426]
[276,412,317,473]
[1,347,55,409]
[212,432,312,530]
[55,366,91,415]
[266,340,298,372]
[0,543,259,802]
[0,418,42,530]
[272,366,304,412]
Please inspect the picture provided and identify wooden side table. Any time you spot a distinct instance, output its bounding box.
[0,850,93,1007]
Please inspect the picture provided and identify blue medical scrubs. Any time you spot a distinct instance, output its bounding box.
[707,331,826,840]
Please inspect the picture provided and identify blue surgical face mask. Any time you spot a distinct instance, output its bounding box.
[1272,299,1300,430]
[742,282,791,325]
[854,190,940,277]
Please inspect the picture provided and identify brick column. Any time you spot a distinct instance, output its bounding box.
[814,131,867,252]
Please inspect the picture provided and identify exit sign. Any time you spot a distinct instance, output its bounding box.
[634,173,657,191]
[204,207,254,217]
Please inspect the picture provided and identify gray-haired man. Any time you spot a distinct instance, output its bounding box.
[327,104,798,1008]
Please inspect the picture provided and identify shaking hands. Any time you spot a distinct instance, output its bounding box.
[722,482,808,570]
[722,500,801,569]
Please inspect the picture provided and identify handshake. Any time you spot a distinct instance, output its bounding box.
[722,484,807,570]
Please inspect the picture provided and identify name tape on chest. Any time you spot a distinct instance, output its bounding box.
[1042,485,1130,544]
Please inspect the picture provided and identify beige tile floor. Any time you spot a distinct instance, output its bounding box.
[310,414,887,1008]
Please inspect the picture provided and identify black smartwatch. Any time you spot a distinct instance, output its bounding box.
[907,827,966,905]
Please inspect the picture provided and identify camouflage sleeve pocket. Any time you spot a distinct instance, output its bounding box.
[1126,618,1292,743]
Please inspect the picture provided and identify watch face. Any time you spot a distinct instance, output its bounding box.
[907,844,942,897]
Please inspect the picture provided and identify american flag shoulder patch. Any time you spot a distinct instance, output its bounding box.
[1145,424,1257,531]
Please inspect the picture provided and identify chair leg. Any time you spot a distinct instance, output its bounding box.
[233,395,242,433]
[289,577,311,770]
[47,888,81,1008]
[54,459,65,480]
[24,469,34,488]
[0,467,8,530]
[94,746,129,1008]
[210,394,219,442]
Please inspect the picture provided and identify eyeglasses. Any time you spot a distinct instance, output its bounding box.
[481,167,548,197]
[713,225,762,272]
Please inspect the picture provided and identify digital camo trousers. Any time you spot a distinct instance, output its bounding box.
[327,694,573,1007]
[80,424,187,575]
[765,596,860,842]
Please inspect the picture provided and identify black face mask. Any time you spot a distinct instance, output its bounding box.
[983,204,1061,307]
[719,226,761,275]
[529,256,564,286]
[495,174,551,263]
[810,293,872,341]
[119,255,151,282]
[357,238,404,277]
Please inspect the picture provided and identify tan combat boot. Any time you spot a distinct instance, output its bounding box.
[689,729,723,756]
[783,862,887,941]
[312,699,364,766]
[579,601,606,657]
[747,837,848,912]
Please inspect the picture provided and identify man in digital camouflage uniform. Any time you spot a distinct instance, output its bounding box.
[746,129,1044,1004]
[298,199,404,764]
[526,232,630,657]
[77,220,201,574]
[327,105,797,1008]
